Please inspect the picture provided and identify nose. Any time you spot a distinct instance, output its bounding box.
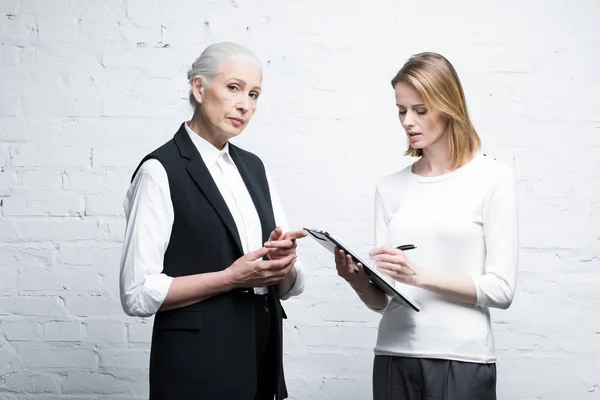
[402,110,415,130]
[236,96,250,113]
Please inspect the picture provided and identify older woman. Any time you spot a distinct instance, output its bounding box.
[119,42,307,400]
[335,52,518,399]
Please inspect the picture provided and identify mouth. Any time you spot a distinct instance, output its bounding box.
[407,132,422,140]
[228,117,245,127]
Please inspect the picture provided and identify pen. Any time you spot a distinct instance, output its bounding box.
[396,244,416,251]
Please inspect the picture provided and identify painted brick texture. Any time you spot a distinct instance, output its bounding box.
[1,0,599,399]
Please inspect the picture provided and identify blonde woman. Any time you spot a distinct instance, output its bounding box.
[335,52,518,399]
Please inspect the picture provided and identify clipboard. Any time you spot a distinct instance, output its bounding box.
[304,227,421,312]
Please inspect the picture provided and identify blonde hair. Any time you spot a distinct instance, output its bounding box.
[391,52,481,170]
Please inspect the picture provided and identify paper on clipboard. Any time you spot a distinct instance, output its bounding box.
[304,227,421,312]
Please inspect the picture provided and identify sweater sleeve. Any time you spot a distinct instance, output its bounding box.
[374,184,389,249]
[365,183,393,314]
[473,166,519,309]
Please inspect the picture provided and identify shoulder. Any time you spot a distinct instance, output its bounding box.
[230,143,262,162]
[131,138,178,183]
[375,164,413,195]
[127,159,169,196]
[476,153,514,183]
[229,143,265,170]
[136,158,167,177]
[149,138,179,161]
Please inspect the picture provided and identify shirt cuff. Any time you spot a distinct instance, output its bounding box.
[276,260,305,300]
[473,276,486,308]
[129,274,174,317]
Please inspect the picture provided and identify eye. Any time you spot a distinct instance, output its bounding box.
[249,91,260,99]
[227,84,239,92]
[416,109,428,115]
[398,110,407,115]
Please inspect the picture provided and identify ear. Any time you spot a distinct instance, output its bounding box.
[191,76,205,105]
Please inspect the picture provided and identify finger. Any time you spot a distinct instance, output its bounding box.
[266,262,294,281]
[369,247,384,256]
[263,239,296,249]
[382,246,402,255]
[346,254,355,274]
[356,262,367,276]
[335,250,347,273]
[264,253,297,270]
[335,250,347,274]
[376,262,406,274]
[377,267,398,280]
[371,253,403,264]
[265,248,295,258]
[269,260,296,280]
[245,247,271,261]
[336,249,346,263]
[268,227,284,242]
[370,246,401,256]
[281,260,296,275]
[267,261,294,283]
[281,230,308,240]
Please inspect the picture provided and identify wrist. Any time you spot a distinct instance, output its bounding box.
[351,279,371,295]
[414,267,434,289]
[220,268,237,291]
[276,266,297,294]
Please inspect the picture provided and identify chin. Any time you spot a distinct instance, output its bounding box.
[409,142,426,150]
[221,126,245,140]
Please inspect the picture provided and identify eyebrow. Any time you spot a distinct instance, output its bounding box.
[396,103,426,108]
[229,78,261,91]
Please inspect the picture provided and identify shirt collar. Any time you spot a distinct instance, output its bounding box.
[184,121,230,168]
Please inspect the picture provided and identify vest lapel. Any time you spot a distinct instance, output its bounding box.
[229,144,275,243]
[173,125,244,255]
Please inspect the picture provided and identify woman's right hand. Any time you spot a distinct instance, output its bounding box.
[335,248,371,292]
[226,247,297,289]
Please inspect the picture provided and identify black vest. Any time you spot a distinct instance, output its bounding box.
[132,123,288,400]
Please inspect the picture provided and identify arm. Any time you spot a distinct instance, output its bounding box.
[373,168,519,309]
[264,170,307,300]
[335,185,389,312]
[120,160,236,316]
[335,250,389,311]
[473,168,519,309]
[119,160,286,317]
[372,246,478,305]
[411,267,477,305]
[161,247,280,312]
[365,184,393,311]
[120,159,176,317]
[354,281,389,311]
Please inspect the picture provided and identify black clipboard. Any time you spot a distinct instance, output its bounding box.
[304,227,421,312]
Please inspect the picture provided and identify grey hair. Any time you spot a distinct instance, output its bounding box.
[187,42,263,108]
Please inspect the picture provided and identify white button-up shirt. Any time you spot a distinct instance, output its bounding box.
[119,123,305,317]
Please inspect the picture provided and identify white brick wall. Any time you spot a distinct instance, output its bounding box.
[1,0,599,399]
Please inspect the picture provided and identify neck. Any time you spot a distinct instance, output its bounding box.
[188,110,228,150]
[415,140,452,176]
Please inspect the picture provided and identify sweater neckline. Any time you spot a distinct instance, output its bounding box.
[408,153,482,183]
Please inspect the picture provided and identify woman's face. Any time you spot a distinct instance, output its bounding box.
[394,81,447,151]
[193,61,262,144]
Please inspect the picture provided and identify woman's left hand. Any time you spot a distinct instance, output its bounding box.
[370,246,425,286]
[264,227,307,261]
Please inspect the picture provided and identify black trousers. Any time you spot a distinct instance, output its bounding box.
[254,294,277,400]
[373,355,497,400]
